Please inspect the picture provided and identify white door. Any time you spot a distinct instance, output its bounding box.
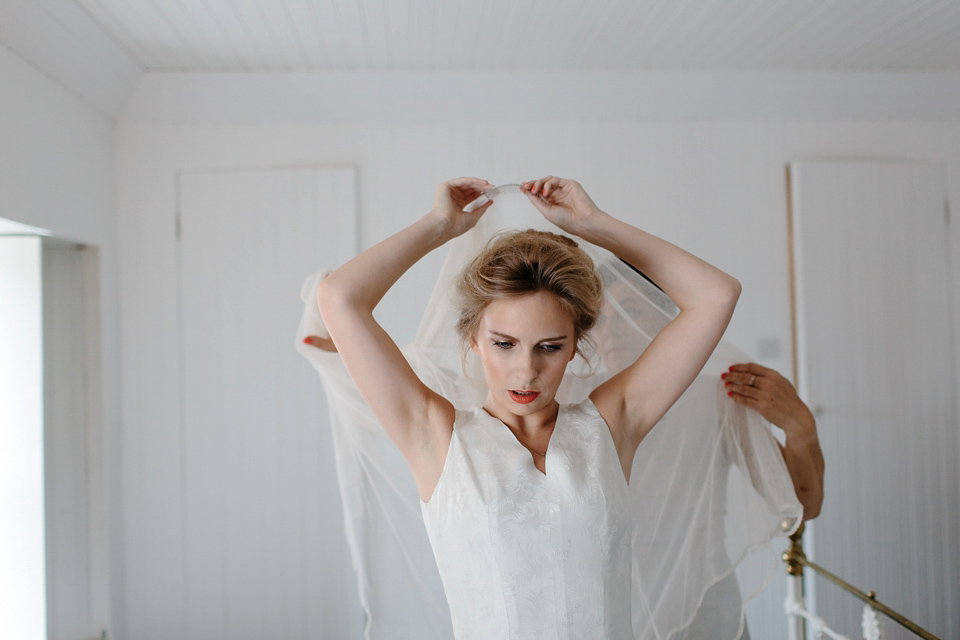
[177,166,361,640]
[790,160,959,640]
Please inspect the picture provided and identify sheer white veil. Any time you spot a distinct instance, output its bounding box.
[296,188,802,640]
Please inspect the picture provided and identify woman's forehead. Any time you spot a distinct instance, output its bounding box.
[479,292,574,337]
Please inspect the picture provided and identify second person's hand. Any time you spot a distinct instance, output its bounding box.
[723,363,814,436]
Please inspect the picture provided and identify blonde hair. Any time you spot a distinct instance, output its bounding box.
[455,229,604,358]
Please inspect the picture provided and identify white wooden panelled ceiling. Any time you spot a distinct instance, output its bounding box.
[3,0,960,117]
[54,0,960,71]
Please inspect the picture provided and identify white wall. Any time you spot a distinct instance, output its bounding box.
[116,99,960,638]
[0,45,121,639]
[0,47,116,243]
[115,117,960,380]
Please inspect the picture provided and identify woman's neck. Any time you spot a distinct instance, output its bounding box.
[482,396,559,439]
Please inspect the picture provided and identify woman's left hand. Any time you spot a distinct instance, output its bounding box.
[521,176,603,235]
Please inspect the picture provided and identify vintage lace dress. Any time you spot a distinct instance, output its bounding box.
[420,399,633,640]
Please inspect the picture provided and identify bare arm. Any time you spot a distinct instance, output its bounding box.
[724,363,824,520]
[521,177,741,460]
[317,178,493,499]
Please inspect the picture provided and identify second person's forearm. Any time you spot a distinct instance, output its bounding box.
[781,412,825,520]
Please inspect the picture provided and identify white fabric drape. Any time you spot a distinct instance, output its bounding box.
[296,190,801,639]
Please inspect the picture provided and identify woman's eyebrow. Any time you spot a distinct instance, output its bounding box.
[489,331,568,342]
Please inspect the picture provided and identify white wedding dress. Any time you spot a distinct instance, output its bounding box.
[297,188,802,640]
[421,399,633,640]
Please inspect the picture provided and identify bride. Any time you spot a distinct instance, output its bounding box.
[314,176,742,639]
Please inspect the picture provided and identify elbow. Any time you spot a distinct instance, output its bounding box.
[317,274,372,334]
[801,498,822,522]
[725,276,742,306]
[316,275,347,322]
[711,275,741,312]
[797,484,824,521]
[316,277,332,316]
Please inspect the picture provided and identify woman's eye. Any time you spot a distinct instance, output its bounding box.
[493,341,514,349]
[540,344,562,353]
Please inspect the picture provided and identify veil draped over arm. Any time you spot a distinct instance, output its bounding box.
[296,191,801,640]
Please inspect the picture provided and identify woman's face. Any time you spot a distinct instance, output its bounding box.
[471,291,577,417]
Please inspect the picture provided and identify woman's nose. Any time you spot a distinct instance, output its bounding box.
[516,350,538,380]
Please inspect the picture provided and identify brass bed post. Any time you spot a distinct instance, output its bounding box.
[783,523,941,640]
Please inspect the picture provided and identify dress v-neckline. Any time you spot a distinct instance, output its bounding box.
[480,404,562,477]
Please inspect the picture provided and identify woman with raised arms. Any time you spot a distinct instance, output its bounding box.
[316,176,741,639]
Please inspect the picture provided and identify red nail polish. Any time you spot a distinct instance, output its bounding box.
[727,391,733,397]
[721,373,727,379]
[728,366,734,372]
[303,337,311,344]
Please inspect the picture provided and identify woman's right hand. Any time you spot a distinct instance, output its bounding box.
[429,177,494,239]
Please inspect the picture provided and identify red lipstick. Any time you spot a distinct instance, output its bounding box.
[509,390,540,404]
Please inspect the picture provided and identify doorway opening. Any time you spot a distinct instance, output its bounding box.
[1,221,106,640]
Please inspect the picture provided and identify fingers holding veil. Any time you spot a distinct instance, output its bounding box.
[441,177,493,210]
[434,177,495,236]
[723,362,808,431]
[520,177,602,235]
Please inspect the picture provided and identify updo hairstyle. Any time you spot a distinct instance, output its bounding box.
[455,229,604,358]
